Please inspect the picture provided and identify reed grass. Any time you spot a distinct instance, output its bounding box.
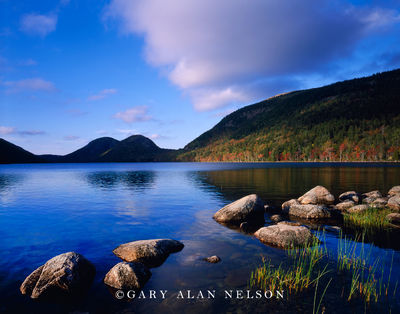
[343,208,392,230]
[250,230,398,306]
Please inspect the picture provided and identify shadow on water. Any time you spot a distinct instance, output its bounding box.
[85,171,156,190]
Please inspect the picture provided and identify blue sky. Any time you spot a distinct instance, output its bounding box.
[1,0,400,155]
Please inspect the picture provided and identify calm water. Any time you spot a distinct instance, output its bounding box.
[0,162,399,313]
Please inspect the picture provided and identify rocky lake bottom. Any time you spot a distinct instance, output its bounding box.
[0,162,399,313]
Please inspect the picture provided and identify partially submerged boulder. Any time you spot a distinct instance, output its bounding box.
[203,256,221,264]
[339,191,359,203]
[254,224,315,248]
[113,239,184,268]
[388,186,400,197]
[20,252,95,300]
[270,214,283,223]
[298,186,334,205]
[386,213,400,225]
[282,204,337,220]
[213,194,264,224]
[282,199,300,211]
[388,195,400,212]
[362,190,382,201]
[370,197,388,209]
[347,204,369,214]
[336,201,355,211]
[104,262,151,290]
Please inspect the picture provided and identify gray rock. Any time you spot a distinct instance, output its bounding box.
[388,195,400,212]
[336,200,355,211]
[388,186,400,197]
[347,204,369,213]
[339,191,359,203]
[213,194,264,224]
[113,239,184,268]
[104,262,151,290]
[362,190,382,201]
[386,213,400,225]
[277,221,302,226]
[282,204,335,220]
[362,197,377,204]
[203,256,221,263]
[20,252,95,300]
[270,214,283,223]
[298,186,335,205]
[370,197,388,209]
[254,224,315,248]
[282,199,300,210]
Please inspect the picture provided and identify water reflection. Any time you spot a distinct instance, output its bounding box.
[85,171,155,190]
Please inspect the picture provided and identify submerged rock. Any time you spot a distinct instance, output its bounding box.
[270,214,283,223]
[104,262,151,290]
[254,224,314,248]
[282,203,337,220]
[347,204,369,213]
[113,239,184,268]
[388,186,400,197]
[336,200,355,211]
[213,194,265,224]
[298,186,335,205]
[386,213,400,225]
[339,191,360,203]
[203,256,221,264]
[388,195,400,212]
[20,252,95,300]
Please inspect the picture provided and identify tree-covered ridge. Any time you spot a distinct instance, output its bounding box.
[178,69,400,162]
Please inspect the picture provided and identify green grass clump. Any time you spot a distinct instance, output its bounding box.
[344,208,393,230]
[250,235,328,294]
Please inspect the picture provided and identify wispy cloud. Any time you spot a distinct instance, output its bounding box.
[117,129,137,135]
[88,88,117,101]
[18,59,37,66]
[114,105,152,123]
[3,77,56,93]
[20,13,57,37]
[0,126,16,135]
[63,135,80,141]
[0,126,45,136]
[66,108,88,117]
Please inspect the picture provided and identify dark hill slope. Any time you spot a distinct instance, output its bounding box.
[0,138,44,164]
[179,69,400,162]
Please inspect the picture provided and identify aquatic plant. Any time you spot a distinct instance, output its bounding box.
[343,208,393,231]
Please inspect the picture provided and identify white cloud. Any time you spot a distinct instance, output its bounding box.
[3,77,56,93]
[0,126,15,135]
[20,13,57,37]
[114,105,152,123]
[104,0,400,111]
[19,59,37,66]
[88,88,117,101]
[63,135,80,141]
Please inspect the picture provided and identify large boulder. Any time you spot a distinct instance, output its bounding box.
[282,199,300,211]
[213,194,264,224]
[339,191,360,203]
[20,252,95,300]
[104,262,151,290]
[282,204,337,220]
[113,239,184,268]
[254,224,315,248]
[388,195,400,212]
[370,197,388,209]
[298,186,334,205]
[386,213,400,225]
[388,186,400,197]
[347,204,369,214]
[336,201,355,211]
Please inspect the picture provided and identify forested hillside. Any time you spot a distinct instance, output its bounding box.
[178,69,400,162]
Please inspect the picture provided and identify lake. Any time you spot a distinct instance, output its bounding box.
[0,162,399,313]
